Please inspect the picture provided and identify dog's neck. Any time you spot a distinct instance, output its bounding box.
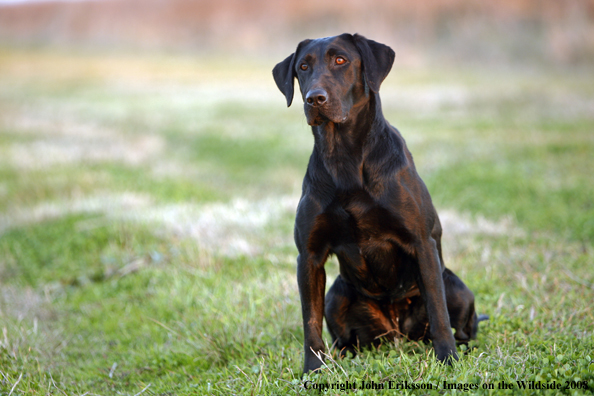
[312,93,388,190]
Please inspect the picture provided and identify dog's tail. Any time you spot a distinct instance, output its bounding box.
[477,314,489,322]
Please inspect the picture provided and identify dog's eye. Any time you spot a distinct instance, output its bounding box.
[335,57,346,65]
[300,63,308,71]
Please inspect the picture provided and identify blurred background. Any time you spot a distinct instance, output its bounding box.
[1,1,593,394]
[1,0,594,65]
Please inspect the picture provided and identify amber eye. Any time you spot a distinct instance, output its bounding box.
[335,57,346,65]
[300,63,308,71]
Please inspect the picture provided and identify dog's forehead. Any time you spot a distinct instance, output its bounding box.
[297,35,357,61]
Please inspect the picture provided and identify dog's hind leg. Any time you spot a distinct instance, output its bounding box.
[325,275,399,356]
[325,276,358,357]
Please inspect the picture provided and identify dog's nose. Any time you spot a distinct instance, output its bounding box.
[306,89,327,107]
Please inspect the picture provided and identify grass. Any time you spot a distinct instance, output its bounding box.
[0,47,593,395]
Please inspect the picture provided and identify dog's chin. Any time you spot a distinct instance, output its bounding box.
[305,108,348,126]
[306,114,325,126]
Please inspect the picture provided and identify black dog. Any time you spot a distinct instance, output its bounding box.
[273,33,485,373]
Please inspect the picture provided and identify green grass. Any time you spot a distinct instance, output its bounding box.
[0,48,593,395]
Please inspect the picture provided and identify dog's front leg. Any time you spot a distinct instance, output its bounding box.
[297,253,327,373]
[417,238,458,363]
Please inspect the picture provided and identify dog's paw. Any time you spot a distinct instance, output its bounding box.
[434,341,459,365]
[303,352,325,374]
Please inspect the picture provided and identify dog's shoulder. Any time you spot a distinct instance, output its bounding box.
[365,122,409,169]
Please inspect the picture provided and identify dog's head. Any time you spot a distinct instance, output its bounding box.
[273,34,395,126]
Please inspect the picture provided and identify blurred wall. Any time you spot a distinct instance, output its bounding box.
[1,0,593,65]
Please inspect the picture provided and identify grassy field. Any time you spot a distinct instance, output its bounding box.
[0,47,593,395]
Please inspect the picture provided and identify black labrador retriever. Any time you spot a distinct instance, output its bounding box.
[273,33,486,373]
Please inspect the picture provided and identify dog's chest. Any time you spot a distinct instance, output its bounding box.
[308,190,417,298]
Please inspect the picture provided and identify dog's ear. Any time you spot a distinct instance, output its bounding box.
[273,53,296,107]
[352,34,395,93]
[273,40,311,107]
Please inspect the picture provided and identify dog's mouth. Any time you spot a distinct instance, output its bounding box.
[305,106,348,126]
[306,111,326,126]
